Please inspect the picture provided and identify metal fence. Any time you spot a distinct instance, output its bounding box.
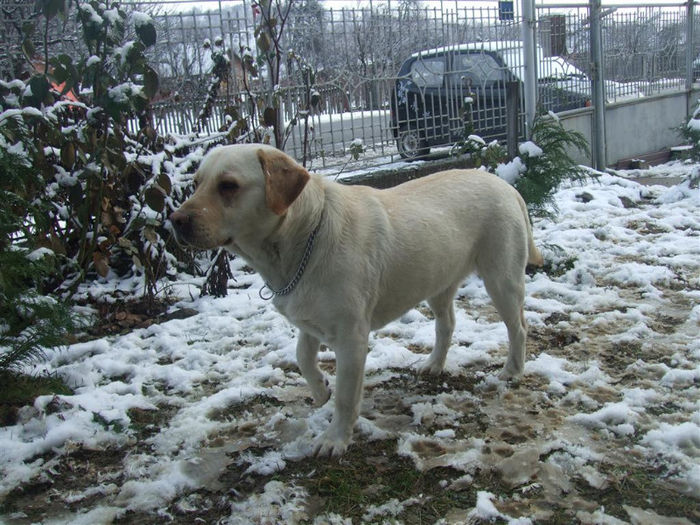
[537,3,690,100]
[1,0,695,171]
[138,0,533,165]
[130,0,693,170]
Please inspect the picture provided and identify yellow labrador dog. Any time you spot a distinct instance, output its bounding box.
[170,144,542,456]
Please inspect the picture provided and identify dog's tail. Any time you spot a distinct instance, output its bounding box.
[527,227,544,267]
[517,193,544,267]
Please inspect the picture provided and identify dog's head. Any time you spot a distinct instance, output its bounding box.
[170,144,310,250]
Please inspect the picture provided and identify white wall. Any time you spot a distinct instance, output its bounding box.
[558,88,700,167]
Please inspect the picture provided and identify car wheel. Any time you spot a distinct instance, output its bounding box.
[397,128,429,159]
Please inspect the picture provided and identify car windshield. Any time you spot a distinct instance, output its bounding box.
[410,57,445,88]
[452,53,505,86]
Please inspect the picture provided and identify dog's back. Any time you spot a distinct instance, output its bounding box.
[315,169,537,329]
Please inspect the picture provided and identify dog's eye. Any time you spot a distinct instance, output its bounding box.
[218,180,239,197]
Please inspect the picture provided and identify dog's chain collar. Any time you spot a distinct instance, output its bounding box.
[259,216,322,300]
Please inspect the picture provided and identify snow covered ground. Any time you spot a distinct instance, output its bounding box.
[1,161,699,524]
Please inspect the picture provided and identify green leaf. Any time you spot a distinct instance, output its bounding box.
[27,75,51,105]
[93,252,110,278]
[125,41,146,65]
[143,226,158,243]
[310,90,321,107]
[224,105,239,121]
[144,187,165,212]
[118,237,135,253]
[50,56,69,84]
[60,143,75,167]
[256,33,271,53]
[39,0,67,20]
[262,107,276,127]
[135,21,157,47]
[143,66,159,99]
[22,21,35,37]
[156,173,171,195]
[130,92,149,114]
[101,97,123,120]
[22,38,36,62]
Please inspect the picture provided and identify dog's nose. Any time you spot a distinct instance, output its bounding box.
[170,210,190,232]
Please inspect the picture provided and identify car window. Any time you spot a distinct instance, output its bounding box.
[452,53,505,87]
[410,57,445,88]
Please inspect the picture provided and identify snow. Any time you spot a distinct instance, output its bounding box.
[524,352,608,395]
[107,82,143,104]
[1,160,699,522]
[113,42,138,67]
[226,481,308,523]
[642,421,700,453]
[518,140,544,158]
[687,115,700,132]
[26,247,55,261]
[568,401,641,436]
[467,134,486,146]
[0,107,44,124]
[362,497,421,522]
[131,11,153,28]
[467,491,532,524]
[496,156,526,184]
[78,3,104,25]
[641,421,700,495]
[103,8,120,25]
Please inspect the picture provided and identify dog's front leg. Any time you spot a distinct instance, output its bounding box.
[296,331,331,406]
[314,329,369,457]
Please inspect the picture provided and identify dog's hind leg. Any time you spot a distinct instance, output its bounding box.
[296,331,331,406]
[418,283,459,375]
[481,273,527,380]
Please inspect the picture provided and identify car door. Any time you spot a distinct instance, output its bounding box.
[404,54,450,145]
[448,51,509,141]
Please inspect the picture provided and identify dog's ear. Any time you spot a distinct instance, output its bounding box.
[257,148,310,215]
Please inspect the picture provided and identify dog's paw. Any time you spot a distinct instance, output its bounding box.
[497,367,523,382]
[313,424,351,458]
[313,436,348,458]
[417,358,444,376]
[310,377,331,407]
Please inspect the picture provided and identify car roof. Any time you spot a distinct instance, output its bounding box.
[409,40,526,59]
[408,41,585,82]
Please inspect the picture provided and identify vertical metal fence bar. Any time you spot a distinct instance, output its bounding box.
[521,0,538,136]
[687,0,695,91]
[590,0,607,169]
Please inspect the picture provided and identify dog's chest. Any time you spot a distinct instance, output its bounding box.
[273,296,328,341]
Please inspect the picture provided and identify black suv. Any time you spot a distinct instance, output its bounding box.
[390,41,590,158]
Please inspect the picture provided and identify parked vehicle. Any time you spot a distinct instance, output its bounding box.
[390,41,590,158]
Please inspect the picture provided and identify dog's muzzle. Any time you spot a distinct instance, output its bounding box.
[169,210,231,250]
[170,210,194,245]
